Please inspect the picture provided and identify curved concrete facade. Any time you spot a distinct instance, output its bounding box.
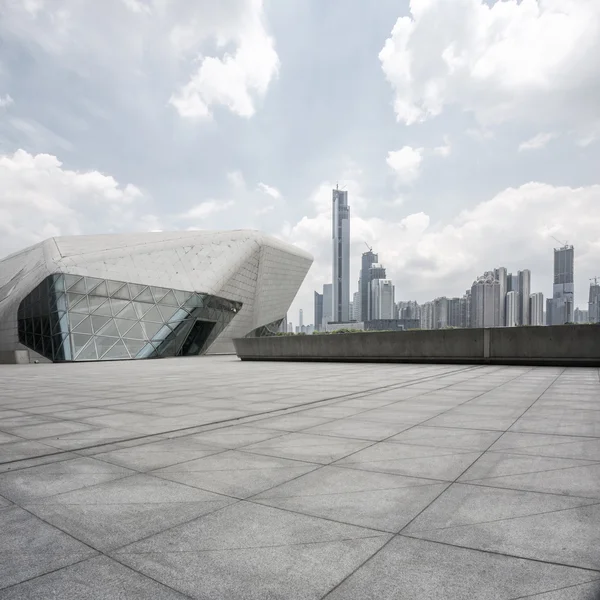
[0,230,313,362]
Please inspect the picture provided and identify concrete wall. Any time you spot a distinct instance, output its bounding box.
[233,325,600,366]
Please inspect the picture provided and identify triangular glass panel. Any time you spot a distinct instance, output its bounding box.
[113,284,132,300]
[90,281,108,298]
[101,339,130,360]
[73,316,93,335]
[64,274,83,291]
[115,303,137,320]
[71,296,90,315]
[55,293,68,312]
[107,280,125,297]
[122,322,145,340]
[95,336,119,357]
[122,338,149,359]
[114,318,137,336]
[141,321,163,339]
[110,298,129,316]
[68,312,88,329]
[133,287,154,303]
[173,290,192,306]
[92,299,113,317]
[150,287,169,303]
[67,292,86,309]
[85,277,104,294]
[88,295,107,312]
[53,274,66,292]
[97,319,120,337]
[91,315,111,333]
[142,306,164,323]
[147,322,171,340]
[133,302,153,318]
[159,290,179,307]
[70,277,88,295]
[156,338,178,358]
[157,304,180,322]
[129,283,148,299]
[76,338,99,361]
[71,333,92,354]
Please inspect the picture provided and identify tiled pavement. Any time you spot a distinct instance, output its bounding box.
[0,356,599,599]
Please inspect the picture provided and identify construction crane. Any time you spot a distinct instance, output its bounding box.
[550,235,568,247]
[364,242,373,253]
[591,276,600,286]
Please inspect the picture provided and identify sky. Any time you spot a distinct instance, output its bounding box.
[1,0,599,328]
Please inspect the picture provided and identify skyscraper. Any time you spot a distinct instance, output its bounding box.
[470,274,501,328]
[547,245,574,325]
[494,267,507,327]
[332,187,350,322]
[359,250,378,321]
[299,309,303,328]
[505,291,518,327]
[352,291,360,321]
[313,291,323,332]
[367,263,386,320]
[370,279,395,319]
[529,292,544,326]
[518,269,531,325]
[322,283,333,328]
[588,279,600,323]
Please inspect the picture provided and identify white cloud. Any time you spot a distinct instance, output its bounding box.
[0,0,279,121]
[227,170,246,189]
[257,182,281,199]
[0,94,13,108]
[168,2,279,119]
[519,132,558,152]
[180,200,234,221]
[0,149,145,255]
[284,178,600,321]
[386,146,424,184]
[256,204,275,215]
[380,0,600,130]
[433,137,451,157]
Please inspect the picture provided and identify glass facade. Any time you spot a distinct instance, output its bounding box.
[17,274,242,362]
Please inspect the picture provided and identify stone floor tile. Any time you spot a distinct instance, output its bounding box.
[404,482,596,532]
[410,503,600,571]
[0,556,189,599]
[0,506,97,589]
[325,536,599,600]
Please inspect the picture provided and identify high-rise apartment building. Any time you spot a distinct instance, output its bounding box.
[518,270,531,325]
[588,280,600,323]
[332,188,350,322]
[529,292,544,326]
[367,263,387,320]
[574,308,589,324]
[547,245,574,325]
[471,274,501,328]
[420,301,434,330]
[313,291,323,332]
[505,291,518,327]
[322,283,333,328]
[359,250,377,321]
[352,291,360,321]
[371,279,395,320]
[494,267,507,327]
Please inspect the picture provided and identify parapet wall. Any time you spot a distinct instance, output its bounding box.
[233,325,600,367]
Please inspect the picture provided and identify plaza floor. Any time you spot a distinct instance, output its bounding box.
[0,356,599,599]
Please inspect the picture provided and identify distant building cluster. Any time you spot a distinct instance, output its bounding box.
[305,188,599,334]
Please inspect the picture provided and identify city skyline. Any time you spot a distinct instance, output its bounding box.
[0,2,598,332]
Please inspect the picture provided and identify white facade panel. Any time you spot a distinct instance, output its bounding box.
[0,230,313,361]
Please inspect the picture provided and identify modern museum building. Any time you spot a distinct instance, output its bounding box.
[0,230,312,363]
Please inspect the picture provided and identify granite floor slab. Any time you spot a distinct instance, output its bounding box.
[1,358,599,599]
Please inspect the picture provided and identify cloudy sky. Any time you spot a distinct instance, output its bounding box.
[1,0,599,326]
